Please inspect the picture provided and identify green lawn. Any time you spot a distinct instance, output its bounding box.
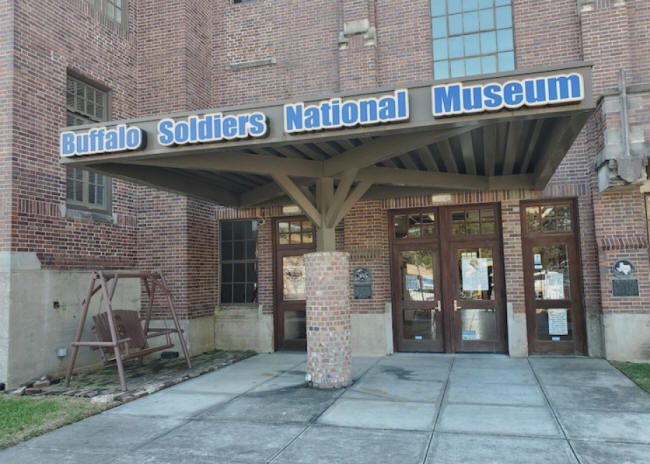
[611,361,650,393]
[0,395,111,449]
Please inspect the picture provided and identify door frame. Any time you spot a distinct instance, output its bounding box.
[388,202,508,353]
[272,216,316,351]
[520,198,586,355]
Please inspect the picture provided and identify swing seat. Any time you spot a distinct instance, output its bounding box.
[91,310,176,363]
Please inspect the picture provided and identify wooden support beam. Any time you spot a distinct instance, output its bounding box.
[322,126,477,176]
[436,139,458,174]
[483,124,497,177]
[357,167,486,190]
[325,168,358,228]
[459,132,476,175]
[328,181,372,228]
[92,163,242,206]
[417,146,439,172]
[272,173,322,225]
[503,120,523,175]
[119,152,324,178]
[488,174,535,190]
[533,112,591,189]
[519,119,545,174]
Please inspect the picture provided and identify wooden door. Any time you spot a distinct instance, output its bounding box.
[521,200,586,355]
[441,204,508,353]
[273,217,315,350]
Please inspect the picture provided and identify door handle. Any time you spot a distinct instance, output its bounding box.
[435,300,442,313]
[453,300,459,312]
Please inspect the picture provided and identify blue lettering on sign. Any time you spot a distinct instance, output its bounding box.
[284,89,410,134]
[432,73,584,117]
[157,111,268,146]
[60,124,145,157]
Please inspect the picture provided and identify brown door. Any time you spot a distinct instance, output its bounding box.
[521,200,585,355]
[441,204,507,353]
[391,242,444,352]
[273,218,315,350]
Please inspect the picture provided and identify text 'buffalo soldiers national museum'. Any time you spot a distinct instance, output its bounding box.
[1,0,650,388]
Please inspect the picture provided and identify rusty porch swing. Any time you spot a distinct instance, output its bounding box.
[64,271,191,391]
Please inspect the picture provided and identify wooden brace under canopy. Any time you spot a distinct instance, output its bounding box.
[64,270,191,391]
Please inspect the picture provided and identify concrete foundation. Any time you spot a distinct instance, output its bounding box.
[603,312,650,361]
[0,252,141,388]
[507,303,529,357]
[214,305,273,353]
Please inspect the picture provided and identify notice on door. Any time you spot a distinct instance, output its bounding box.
[461,258,489,291]
[547,308,568,336]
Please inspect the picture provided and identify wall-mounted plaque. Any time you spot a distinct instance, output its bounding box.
[612,279,639,297]
[353,267,372,300]
[612,260,635,278]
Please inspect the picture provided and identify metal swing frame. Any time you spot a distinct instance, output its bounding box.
[64,270,191,391]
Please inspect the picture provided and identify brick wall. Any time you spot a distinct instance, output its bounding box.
[0,0,13,253]
[9,0,138,267]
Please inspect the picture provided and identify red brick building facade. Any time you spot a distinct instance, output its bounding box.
[1,0,649,388]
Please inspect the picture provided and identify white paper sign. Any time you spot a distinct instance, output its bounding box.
[545,271,565,299]
[462,258,489,292]
[547,308,568,336]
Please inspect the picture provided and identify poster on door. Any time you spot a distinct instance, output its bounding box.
[461,258,489,292]
[544,271,565,299]
[547,308,569,336]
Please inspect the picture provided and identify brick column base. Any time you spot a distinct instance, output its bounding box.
[304,251,352,389]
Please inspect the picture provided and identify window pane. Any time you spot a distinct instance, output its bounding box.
[283,256,306,300]
[221,263,233,283]
[449,14,463,35]
[465,57,481,75]
[463,11,479,32]
[434,38,448,60]
[449,36,464,58]
[481,55,497,74]
[532,244,571,300]
[246,262,257,282]
[220,284,232,304]
[221,221,233,240]
[479,8,494,29]
[233,284,246,303]
[400,250,436,302]
[461,309,497,340]
[458,248,494,300]
[234,263,245,282]
[278,221,289,234]
[432,0,446,16]
[496,5,512,28]
[498,51,515,71]
[246,239,256,260]
[497,28,513,51]
[284,311,306,340]
[479,0,493,7]
[495,0,510,5]
[233,241,245,259]
[451,59,465,77]
[463,0,478,10]
[464,33,480,56]
[432,16,448,38]
[434,60,450,80]
[449,0,463,14]
[480,31,497,53]
[233,221,246,239]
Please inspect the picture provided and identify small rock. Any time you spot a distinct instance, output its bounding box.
[25,388,41,395]
[10,386,26,396]
[91,394,115,404]
[33,379,50,388]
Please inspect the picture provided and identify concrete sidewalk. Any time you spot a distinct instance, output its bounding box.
[2,353,650,463]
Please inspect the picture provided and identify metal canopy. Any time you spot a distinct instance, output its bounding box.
[61,62,595,249]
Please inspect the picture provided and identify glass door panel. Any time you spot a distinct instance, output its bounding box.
[393,246,443,352]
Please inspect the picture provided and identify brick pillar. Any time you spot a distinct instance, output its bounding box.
[304,251,352,389]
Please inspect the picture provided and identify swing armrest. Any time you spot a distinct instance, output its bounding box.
[146,328,184,334]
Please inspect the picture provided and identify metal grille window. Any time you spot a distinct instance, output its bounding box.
[87,0,126,25]
[220,220,258,304]
[431,0,515,80]
[66,75,111,213]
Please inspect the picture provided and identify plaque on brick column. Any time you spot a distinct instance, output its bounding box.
[611,260,639,297]
[353,267,372,299]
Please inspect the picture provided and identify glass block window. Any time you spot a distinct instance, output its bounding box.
[87,0,126,25]
[431,0,515,79]
[65,75,112,214]
[220,220,258,304]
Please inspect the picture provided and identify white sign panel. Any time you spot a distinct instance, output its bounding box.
[545,271,565,299]
[462,258,489,292]
[547,308,568,336]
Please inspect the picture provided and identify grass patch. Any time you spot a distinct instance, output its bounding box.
[611,361,650,393]
[0,395,111,449]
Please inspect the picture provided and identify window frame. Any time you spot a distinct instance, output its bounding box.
[430,0,517,80]
[219,219,259,305]
[65,73,113,216]
[87,0,128,27]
